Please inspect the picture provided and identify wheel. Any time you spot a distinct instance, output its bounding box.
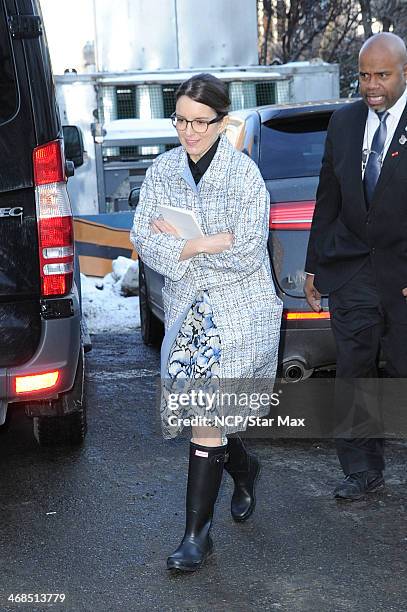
[33,409,87,448]
[139,260,164,346]
[33,347,87,447]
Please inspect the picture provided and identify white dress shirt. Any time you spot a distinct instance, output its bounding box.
[362,86,407,177]
[306,88,407,276]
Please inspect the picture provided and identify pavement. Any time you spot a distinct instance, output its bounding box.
[0,331,406,612]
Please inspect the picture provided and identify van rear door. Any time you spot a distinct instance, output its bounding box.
[0,0,43,366]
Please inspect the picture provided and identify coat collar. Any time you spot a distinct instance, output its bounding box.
[346,100,369,205]
[371,99,407,205]
[178,132,234,190]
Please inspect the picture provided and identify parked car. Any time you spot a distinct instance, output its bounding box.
[130,100,355,382]
[0,0,89,445]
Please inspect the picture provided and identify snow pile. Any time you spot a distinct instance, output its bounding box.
[81,257,140,334]
[112,257,139,296]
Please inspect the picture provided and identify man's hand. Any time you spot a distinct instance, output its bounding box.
[402,287,407,300]
[150,217,180,237]
[304,274,322,312]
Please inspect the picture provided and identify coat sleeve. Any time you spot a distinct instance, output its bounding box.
[194,164,270,277]
[305,120,342,274]
[130,163,191,282]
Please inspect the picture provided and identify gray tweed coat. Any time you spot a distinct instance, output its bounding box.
[130,133,282,431]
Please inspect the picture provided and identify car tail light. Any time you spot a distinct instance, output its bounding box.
[269,201,315,230]
[33,140,74,296]
[15,370,60,394]
[283,310,331,320]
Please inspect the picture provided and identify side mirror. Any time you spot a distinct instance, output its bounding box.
[63,125,85,168]
[128,187,141,208]
[65,160,75,178]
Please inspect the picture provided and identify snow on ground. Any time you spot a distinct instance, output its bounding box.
[81,257,141,334]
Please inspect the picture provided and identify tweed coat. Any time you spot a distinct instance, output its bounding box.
[130,132,282,430]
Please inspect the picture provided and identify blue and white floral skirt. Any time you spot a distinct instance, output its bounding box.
[161,290,223,440]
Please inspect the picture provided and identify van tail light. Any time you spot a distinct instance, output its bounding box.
[15,370,60,394]
[269,201,315,230]
[33,140,74,297]
[283,310,331,320]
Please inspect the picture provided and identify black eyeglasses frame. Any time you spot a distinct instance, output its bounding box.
[170,112,225,133]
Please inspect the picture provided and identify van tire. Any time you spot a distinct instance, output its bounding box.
[33,347,87,447]
[139,260,163,346]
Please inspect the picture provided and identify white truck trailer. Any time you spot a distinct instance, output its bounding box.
[55,0,339,216]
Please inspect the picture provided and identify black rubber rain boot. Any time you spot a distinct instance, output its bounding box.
[224,435,260,522]
[167,441,226,572]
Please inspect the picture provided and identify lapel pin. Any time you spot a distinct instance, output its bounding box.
[399,135,407,145]
[392,151,399,157]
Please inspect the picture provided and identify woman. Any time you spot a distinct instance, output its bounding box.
[131,73,282,572]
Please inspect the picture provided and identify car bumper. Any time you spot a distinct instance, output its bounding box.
[0,295,81,406]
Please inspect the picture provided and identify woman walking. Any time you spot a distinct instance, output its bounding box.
[131,73,282,572]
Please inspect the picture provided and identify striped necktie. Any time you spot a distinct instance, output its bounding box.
[363,110,389,208]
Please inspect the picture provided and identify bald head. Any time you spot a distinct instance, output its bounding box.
[358,32,407,112]
[360,32,407,65]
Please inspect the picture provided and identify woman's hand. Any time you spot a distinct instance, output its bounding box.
[202,232,234,254]
[179,232,234,261]
[150,217,180,237]
[150,218,233,256]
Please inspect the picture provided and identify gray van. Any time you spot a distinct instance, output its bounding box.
[0,0,88,446]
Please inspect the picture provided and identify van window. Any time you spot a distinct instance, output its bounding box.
[0,2,18,125]
[259,113,331,180]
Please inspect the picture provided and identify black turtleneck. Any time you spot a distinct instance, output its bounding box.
[187,137,220,185]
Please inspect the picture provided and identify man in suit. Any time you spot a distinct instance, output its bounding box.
[304,32,407,500]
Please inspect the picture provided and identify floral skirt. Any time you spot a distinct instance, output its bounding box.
[160,290,223,440]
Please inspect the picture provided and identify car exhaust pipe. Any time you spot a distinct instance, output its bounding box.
[282,360,313,383]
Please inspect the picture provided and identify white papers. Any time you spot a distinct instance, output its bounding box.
[157,204,204,239]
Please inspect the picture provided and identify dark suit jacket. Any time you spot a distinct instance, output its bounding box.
[305,98,407,321]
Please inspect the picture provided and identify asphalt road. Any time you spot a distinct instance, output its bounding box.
[0,331,406,612]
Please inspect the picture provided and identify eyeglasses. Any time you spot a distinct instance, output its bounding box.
[170,112,224,133]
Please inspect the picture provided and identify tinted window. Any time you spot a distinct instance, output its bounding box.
[259,113,331,180]
[0,2,18,125]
